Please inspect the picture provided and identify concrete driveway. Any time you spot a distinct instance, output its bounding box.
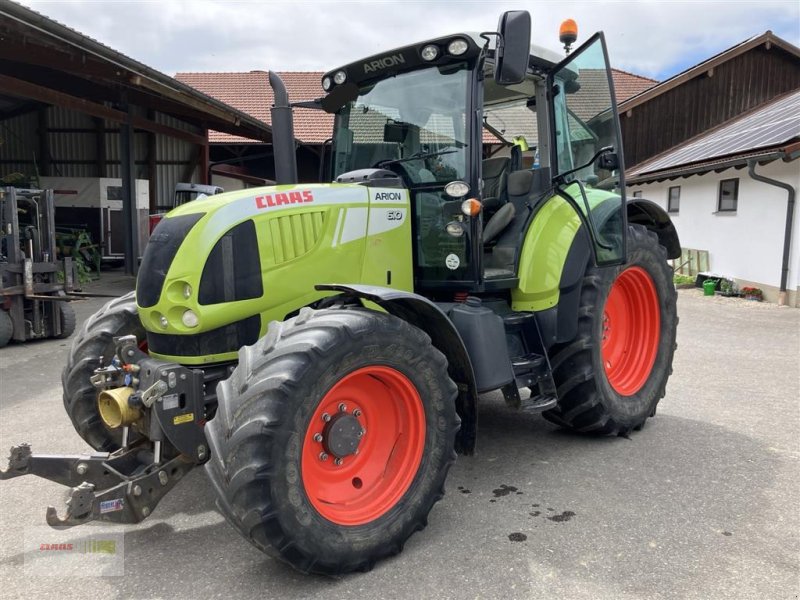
[0,283,797,599]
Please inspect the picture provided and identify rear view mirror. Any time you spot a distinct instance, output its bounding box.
[598,151,619,171]
[384,121,410,143]
[495,11,531,85]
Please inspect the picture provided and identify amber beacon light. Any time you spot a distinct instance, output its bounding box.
[559,19,578,53]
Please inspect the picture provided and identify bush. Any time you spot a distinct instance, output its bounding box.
[673,274,694,286]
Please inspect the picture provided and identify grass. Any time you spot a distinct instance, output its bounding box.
[673,273,695,286]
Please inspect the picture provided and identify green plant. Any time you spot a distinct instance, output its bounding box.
[719,278,738,296]
[673,273,694,286]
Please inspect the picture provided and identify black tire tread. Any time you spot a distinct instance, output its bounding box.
[56,302,77,339]
[205,307,459,575]
[543,224,678,435]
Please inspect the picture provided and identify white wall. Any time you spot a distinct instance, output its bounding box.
[629,159,800,300]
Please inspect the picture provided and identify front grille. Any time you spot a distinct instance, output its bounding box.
[199,219,263,305]
[147,314,261,357]
[137,213,204,307]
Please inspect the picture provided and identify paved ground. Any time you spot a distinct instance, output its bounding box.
[0,281,797,599]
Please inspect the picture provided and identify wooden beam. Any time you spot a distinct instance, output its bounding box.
[0,73,208,146]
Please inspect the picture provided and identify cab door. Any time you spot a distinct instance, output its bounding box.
[548,33,627,266]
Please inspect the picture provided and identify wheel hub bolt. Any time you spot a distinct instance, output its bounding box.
[353,409,362,417]
[313,433,323,443]
[338,403,347,412]
[334,458,343,466]
[319,452,328,461]
[322,413,331,422]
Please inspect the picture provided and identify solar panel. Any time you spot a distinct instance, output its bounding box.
[632,89,800,175]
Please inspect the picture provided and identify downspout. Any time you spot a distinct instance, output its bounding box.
[268,71,298,184]
[747,157,796,306]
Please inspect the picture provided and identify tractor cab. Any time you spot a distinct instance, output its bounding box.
[323,12,627,293]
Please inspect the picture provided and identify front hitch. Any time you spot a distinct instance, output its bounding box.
[0,442,195,527]
[1,334,213,529]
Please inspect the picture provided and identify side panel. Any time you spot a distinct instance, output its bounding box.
[360,188,414,291]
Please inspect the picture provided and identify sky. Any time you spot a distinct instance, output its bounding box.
[19,0,800,81]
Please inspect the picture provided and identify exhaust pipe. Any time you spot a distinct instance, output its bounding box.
[269,71,298,185]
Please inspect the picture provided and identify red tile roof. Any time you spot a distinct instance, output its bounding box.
[612,69,658,104]
[176,69,656,145]
[175,71,332,144]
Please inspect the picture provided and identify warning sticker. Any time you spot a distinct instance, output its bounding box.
[173,413,194,425]
[445,253,460,270]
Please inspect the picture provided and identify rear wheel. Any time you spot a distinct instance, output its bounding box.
[544,224,677,434]
[205,307,459,575]
[62,292,145,451]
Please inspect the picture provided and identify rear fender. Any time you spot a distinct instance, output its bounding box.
[627,199,681,259]
[316,284,478,455]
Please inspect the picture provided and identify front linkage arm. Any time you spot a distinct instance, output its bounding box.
[0,334,214,528]
[0,442,195,527]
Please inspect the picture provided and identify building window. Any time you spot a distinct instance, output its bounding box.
[632,191,642,198]
[718,178,739,212]
[668,186,680,213]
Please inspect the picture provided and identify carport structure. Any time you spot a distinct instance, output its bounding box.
[0,1,273,274]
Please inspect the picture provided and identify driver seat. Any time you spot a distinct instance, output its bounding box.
[481,157,510,216]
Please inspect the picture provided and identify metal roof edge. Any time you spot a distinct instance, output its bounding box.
[0,0,272,140]
[626,147,798,185]
[626,88,800,175]
[619,31,800,112]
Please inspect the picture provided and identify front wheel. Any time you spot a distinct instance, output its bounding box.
[544,224,678,434]
[205,308,459,575]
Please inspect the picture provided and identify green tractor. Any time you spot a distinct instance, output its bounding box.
[0,11,679,575]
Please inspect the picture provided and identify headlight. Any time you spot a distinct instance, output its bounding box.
[446,221,465,237]
[334,70,347,85]
[322,76,332,91]
[445,180,470,198]
[181,310,199,328]
[447,39,469,56]
[421,45,439,61]
[159,315,168,329]
[182,283,192,299]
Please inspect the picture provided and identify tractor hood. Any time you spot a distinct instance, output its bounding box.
[136,183,412,364]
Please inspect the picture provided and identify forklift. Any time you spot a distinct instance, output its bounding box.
[0,187,78,346]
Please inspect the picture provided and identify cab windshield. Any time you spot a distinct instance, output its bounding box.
[331,64,469,185]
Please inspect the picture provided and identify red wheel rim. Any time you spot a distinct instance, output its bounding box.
[602,266,661,396]
[301,366,426,526]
